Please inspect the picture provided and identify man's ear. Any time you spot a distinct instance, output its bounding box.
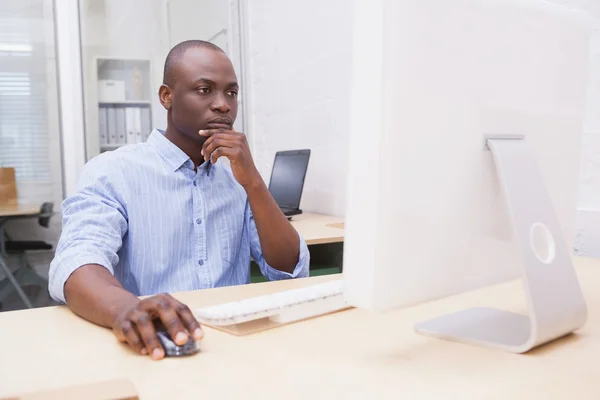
[159,84,172,110]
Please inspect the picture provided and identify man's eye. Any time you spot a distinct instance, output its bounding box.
[227,90,238,97]
[198,87,211,93]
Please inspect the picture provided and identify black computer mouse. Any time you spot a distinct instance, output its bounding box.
[154,320,200,357]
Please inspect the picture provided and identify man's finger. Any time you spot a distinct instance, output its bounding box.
[200,132,238,151]
[199,128,231,137]
[173,301,204,340]
[210,146,238,164]
[117,321,145,355]
[202,137,237,161]
[154,305,189,346]
[201,133,236,157]
[113,326,127,342]
[131,311,164,360]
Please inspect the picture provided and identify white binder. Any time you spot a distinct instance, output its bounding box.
[133,107,142,143]
[125,107,136,144]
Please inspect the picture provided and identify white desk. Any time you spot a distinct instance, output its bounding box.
[0,257,598,399]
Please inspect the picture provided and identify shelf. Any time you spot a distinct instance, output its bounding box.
[99,100,151,106]
[87,56,154,160]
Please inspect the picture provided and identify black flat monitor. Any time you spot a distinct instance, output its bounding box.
[268,149,311,215]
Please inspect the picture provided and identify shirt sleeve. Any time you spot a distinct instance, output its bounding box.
[247,205,310,281]
[48,157,128,303]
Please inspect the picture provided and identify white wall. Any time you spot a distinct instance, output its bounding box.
[546,0,600,257]
[245,0,353,217]
[168,0,229,50]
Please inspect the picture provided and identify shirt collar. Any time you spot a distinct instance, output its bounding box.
[148,129,212,174]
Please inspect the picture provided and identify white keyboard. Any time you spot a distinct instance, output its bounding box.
[195,280,348,326]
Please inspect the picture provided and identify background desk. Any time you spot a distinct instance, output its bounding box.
[0,204,41,219]
[0,203,42,261]
[290,212,345,245]
[0,257,598,399]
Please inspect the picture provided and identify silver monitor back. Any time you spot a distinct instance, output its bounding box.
[343,0,592,352]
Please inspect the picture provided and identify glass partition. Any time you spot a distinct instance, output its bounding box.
[0,0,63,205]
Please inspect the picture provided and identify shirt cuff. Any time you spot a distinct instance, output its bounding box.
[48,247,115,304]
[261,233,310,281]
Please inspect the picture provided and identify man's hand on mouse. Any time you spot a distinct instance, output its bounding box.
[111,293,203,360]
[199,129,262,188]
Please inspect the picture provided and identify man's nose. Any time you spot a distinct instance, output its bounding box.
[210,93,230,114]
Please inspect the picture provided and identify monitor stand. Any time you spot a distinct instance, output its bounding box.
[415,136,587,353]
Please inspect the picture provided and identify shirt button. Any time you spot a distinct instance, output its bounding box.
[196,218,202,224]
[198,260,204,266]
[193,181,197,186]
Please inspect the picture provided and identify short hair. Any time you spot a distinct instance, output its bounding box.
[162,40,225,85]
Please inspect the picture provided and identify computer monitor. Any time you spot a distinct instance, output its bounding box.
[268,149,311,215]
[343,0,591,353]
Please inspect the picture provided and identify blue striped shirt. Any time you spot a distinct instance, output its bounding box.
[48,130,309,303]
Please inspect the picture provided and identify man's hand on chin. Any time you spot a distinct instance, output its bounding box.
[199,128,262,188]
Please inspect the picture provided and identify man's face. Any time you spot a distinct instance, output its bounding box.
[163,47,239,142]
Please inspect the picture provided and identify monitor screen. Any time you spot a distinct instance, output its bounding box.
[268,150,310,209]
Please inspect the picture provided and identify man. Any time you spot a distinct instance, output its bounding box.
[48,40,309,360]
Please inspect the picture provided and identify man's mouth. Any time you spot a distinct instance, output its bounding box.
[205,118,232,130]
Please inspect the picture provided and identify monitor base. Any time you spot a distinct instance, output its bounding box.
[415,136,587,353]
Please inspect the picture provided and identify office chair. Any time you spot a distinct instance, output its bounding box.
[0,202,54,308]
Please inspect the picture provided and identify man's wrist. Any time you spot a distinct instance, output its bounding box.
[242,173,266,193]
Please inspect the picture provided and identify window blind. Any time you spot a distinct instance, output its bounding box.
[0,1,52,184]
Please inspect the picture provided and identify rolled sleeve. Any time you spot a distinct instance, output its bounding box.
[48,157,127,303]
[49,247,115,304]
[248,209,310,281]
